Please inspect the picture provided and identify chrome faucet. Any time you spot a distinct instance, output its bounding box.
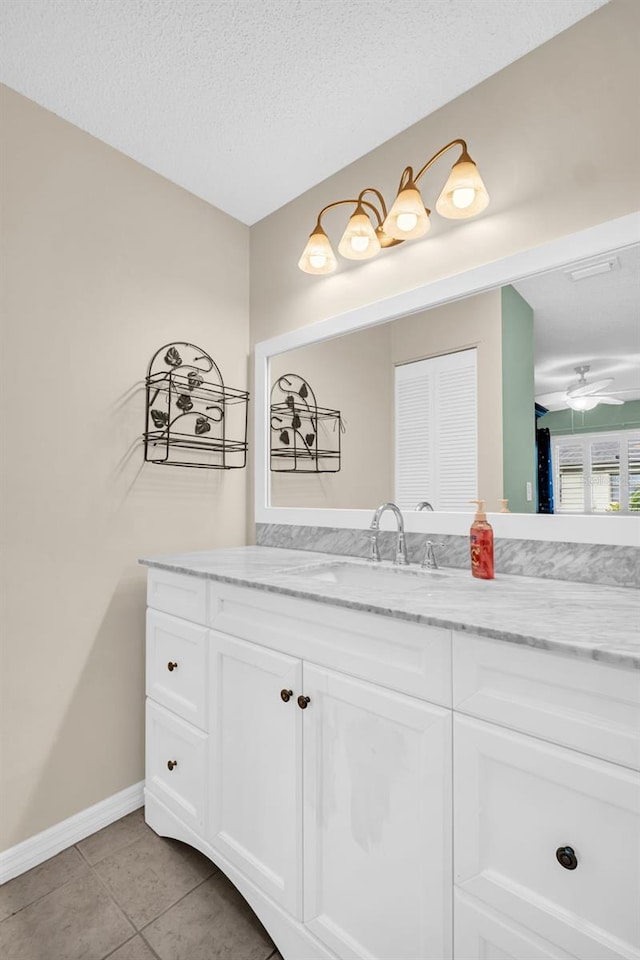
[368,502,409,565]
[421,540,445,569]
[415,501,434,511]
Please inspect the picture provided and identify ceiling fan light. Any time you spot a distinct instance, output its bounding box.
[566,395,599,411]
[435,153,489,220]
[337,205,381,260]
[382,182,430,240]
[298,224,337,275]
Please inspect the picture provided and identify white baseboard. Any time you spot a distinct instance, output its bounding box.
[0,781,145,884]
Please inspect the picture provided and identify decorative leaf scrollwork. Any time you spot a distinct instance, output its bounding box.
[176,394,194,412]
[165,346,182,367]
[187,370,204,391]
[279,430,290,445]
[205,404,224,422]
[285,395,295,410]
[305,433,315,446]
[299,383,308,399]
[292,414,302,430]
[195,417,211,436]
[150,409,169,428]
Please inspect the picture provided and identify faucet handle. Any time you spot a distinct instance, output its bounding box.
[394,531,410,566]
[421,539,445,570]
[367,529,381,562]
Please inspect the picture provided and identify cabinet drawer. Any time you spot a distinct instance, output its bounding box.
[146,610,208,730]
[208,582,451,706]
[454,889,576,959]
[147,568,207,624]
[146,700,207,833]
[453,633,640,769]
[454,715,640,960]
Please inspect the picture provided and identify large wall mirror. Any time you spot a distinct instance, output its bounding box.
[255,214,640,543]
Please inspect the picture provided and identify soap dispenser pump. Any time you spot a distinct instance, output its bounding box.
[470,500,494,580]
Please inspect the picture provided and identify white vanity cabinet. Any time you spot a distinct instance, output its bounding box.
[143,566,640,960]
[144,569,453,960]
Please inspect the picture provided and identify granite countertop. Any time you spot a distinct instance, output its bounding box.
[139,546,640,669]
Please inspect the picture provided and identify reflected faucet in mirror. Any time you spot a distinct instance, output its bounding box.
[416,501,434,511]
[368,503,409,566]
[421,540,445,570]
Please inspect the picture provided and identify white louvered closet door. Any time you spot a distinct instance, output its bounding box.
[395,360,434,511]
[395,349,477,511]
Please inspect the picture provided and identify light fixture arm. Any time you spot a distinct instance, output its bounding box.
[357,187,389,221]
[413,138,468,186]
[316,197,383,230]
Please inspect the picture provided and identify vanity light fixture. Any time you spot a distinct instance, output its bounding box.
[298,139,489,274]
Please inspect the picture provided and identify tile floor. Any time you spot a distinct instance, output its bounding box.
[0,809,282,960]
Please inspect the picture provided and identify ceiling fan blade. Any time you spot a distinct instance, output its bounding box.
[535,391,566,406]
[567,378,614,398]
[597,396,624,405]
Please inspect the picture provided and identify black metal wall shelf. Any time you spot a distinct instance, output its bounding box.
[144,342,249,469]
[270,374,341,473]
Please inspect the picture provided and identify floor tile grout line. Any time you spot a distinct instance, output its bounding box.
[73,810,148,870]
[138,927,166,960]
[100,932,141,960]
[138,867,218,934]
[86,859,139,938]
[0,856,94,924]
[101,929,164,960]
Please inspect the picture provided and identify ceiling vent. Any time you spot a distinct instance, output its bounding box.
[566,256,620,281]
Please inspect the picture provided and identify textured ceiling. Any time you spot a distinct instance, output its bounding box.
[514,244,640,410]
[0,0,607,224]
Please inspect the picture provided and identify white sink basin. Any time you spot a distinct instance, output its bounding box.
[290,561,450,594]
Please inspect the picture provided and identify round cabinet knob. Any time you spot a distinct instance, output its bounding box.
[167,760,178,771]
[297,695,311,710]
[280,689,293,703]
[167,661,178,672]
[556,846,578,870]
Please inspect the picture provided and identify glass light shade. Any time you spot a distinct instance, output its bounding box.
[435,157,490,219]
[382,183,430,240]
[337,207,381,260]
[567,395,599,411]
[298,225,337,275]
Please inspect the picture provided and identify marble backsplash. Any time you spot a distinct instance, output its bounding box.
[255,523,639,588]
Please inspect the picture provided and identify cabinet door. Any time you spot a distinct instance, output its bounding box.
[209,631,303,918]
[303,663,452,960]
[454,715,640,960]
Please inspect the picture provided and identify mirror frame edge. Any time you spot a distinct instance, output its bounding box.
[254,212,640,547]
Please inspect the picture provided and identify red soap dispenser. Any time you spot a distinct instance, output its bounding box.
[470,500,494,580]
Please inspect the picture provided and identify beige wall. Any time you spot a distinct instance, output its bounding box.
[270,325,393,509]
[268,291,502,509]
[0,86,250,850]
[250,0,640,349]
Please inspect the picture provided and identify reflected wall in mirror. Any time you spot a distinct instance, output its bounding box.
[269,243,639,515]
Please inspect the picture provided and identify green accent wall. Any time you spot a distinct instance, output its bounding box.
[539,400,640,435]
[501,286,536,513]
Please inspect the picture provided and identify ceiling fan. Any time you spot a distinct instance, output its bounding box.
[564,365,623,411]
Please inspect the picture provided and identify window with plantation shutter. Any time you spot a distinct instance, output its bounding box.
[394,349,477,511]
[553,429,640,513]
